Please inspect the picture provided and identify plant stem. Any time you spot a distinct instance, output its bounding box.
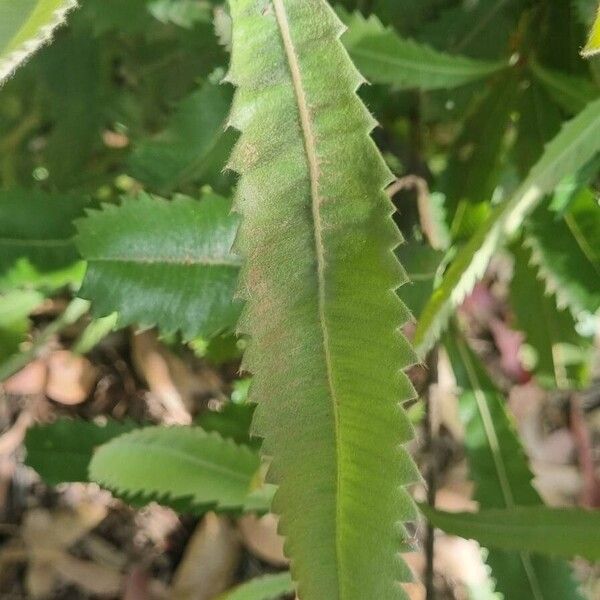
[0,298,90,382]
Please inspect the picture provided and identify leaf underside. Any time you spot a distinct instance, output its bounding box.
[227,1,419,598]
[0,0,77,84]
[76,192,242,339]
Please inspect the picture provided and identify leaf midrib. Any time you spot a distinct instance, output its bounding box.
[272,1,344,595]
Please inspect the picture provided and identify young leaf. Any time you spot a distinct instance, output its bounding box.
[76,192,241,339]
[414,97,600,356]
[89,426,261,512]
[227,1,419,597]
[525,188,600,315]
[0,188,89,291]
[422,506,600,562]
[128,79,235,194]
[25,419,136,485]
[0,290,44,362]
[339,8,505,90]
[217,573,294,600]
[0,0,77,84]
[445,333,584,600]
[582,4,600,57]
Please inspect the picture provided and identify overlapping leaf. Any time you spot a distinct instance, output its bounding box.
[445,333,584,600]
[217,573,294,600]
[0,0,77,84]
[76,192,241,339]
[227,0,419,597]
[582,3,600,56]
[0,290,44,362]
[339,9,504,90]
[89,426,260,512]
[414,97,600,356]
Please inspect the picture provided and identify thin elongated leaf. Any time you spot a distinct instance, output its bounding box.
[526,188,600,315]
[89,426,261,512]
[217,573,294,600]
[414,97,600,356]
[227,1,419,597]
[128,79,235,194]
[445,333,583,600]
[510,244,584,389]
[76,192,241,339]
[422,506,600,562]
[0,189,89,291]
[0,290,44,362]
[0,0,77,84]
[25,419,136,485]
[582,4,600,56]
[530,61,598,115]
[339,9,504,90]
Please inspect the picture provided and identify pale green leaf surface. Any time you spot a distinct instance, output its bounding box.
[128,79,235,194]
[25,419,135,485]
[526,188,600,315]
[76,193,241,339]
[339,9,504,90]
[0,0,77,84]
[414,97,600,356]
[422,506,600,562]
[227,0,419,597]
[217,573,294,600]
[582,4,600,56]
[445,333,583,600]
[0,290,44,362]
[89,426,260,511]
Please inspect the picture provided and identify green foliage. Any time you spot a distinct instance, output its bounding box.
[217,573,294,600]
[76,192,241,339]
[422,505,600,562]
[227,0,418,597]
[0,0,77,83]
[339,9,505,90]
[89,425,261,512]
[0,289,44,362]
[582,3,600,56]
[445,333,584,600]
[25,419,136,485]
[414,97,600,355]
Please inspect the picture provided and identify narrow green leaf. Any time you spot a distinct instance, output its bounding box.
[0,0,77,84]
[0,290,44,362]
[217,573,294,600]
[445,333,584,600]
[582,4,600,57]
[422,506,600,562]
[128,79,235,194]
[0,188,89,291]
[530,61,598,115]
[89,426,261,512]
[76,192,241,339]
[526,188,600,315]
[227,1,419,597]
[414,97,600,356]
[339,9,505,90]
[25,419,136,485]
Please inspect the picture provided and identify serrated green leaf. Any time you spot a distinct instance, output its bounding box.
[197,402,256,447]
[0,289,44,362]
[128,79,235,194]
[526,188,600,315]
[510,243,585,389]
[217,573,294,600]
[76,192,241,339]
[89,426,261,512]
[582,4,600,56]
[25,419,136,485]
[0,188,89,291]
[530,61,598,115]
[0,0,77,84]
[338,8,505,90]
[414,97,600,356]
[227,1,419,598]
[422,505,600,563]
[445,333,584,600]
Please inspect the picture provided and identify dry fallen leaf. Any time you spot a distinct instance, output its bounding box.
[238,513,288,567]
[2,359,47,396]
[46,350,97,405]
